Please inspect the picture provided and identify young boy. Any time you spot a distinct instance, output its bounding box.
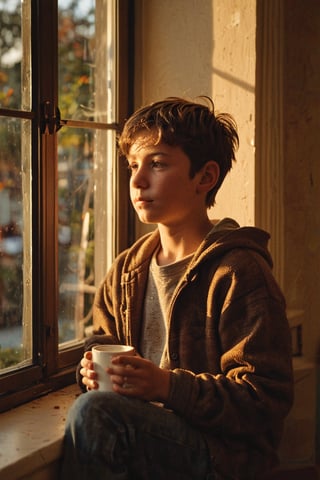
[61,97,293,480]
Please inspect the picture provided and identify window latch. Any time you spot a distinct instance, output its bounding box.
[40,101,63,135]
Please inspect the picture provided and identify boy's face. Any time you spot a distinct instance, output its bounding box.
[127,131,206,227]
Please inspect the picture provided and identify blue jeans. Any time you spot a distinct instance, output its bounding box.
[60,391,215,479]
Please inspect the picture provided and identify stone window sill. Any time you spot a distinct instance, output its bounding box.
[0,384,79,480]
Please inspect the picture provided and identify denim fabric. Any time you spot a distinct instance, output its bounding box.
[60,391,215,480]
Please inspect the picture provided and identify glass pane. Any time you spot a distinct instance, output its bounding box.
[58,0,117,346]
[0,0,31,110]
[58,127,116,344]
[58,0,116,123]
[0,117,32,372]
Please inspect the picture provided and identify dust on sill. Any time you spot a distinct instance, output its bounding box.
[0,384,79,479]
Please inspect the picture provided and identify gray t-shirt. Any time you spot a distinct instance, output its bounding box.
[140,253,193,367]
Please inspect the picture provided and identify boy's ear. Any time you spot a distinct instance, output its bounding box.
[197,161,220,193]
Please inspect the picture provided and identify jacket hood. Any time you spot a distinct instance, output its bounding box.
[121,218,273,275]
[192,217,272,269]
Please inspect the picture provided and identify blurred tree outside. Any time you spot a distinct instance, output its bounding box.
[0,0,22,109]
[0,0,97,364]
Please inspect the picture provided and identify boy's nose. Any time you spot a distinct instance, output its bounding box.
[130,167,149,189]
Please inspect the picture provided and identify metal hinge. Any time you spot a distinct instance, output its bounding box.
[40,101,63,135]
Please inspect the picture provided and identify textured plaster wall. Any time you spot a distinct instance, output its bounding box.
[283,0,320,361]
[134,0,256,236]
[210,2,256,227]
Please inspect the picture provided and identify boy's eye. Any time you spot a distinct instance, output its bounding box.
[127,159,165,172]
[151,157,168,169]
[127,162,138,172]
[151,160,162,168]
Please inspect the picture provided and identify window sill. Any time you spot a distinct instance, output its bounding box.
[0,384,79,480]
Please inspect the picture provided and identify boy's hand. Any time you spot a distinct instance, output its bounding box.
[80,351,98,390]
[108,355,170,403]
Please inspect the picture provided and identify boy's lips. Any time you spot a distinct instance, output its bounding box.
[134,197,153,205]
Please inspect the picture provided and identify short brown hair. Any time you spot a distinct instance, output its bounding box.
[118,97,239,207]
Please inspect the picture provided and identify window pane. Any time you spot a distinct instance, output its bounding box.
[0,117,32,372]
[58,0,116,123]
[58,0,118,346]
[58,128,116,344]
[0,0,31,110]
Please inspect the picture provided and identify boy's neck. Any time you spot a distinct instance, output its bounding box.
[156,218,213,266]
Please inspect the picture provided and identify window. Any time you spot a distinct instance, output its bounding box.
[0,0,132,412]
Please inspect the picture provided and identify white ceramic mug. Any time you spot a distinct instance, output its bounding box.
[91,344,135,391]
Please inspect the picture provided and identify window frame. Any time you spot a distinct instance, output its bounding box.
[0,0,134,413]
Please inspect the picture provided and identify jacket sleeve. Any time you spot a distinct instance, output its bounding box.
[76,253,128,390]
[92,245,137,343]
[164,249,294,439]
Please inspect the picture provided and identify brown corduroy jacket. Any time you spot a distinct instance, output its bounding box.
[80,219,294,479]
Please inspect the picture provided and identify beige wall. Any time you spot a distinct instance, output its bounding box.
[134,0,256,234]
[282,0,320,362]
